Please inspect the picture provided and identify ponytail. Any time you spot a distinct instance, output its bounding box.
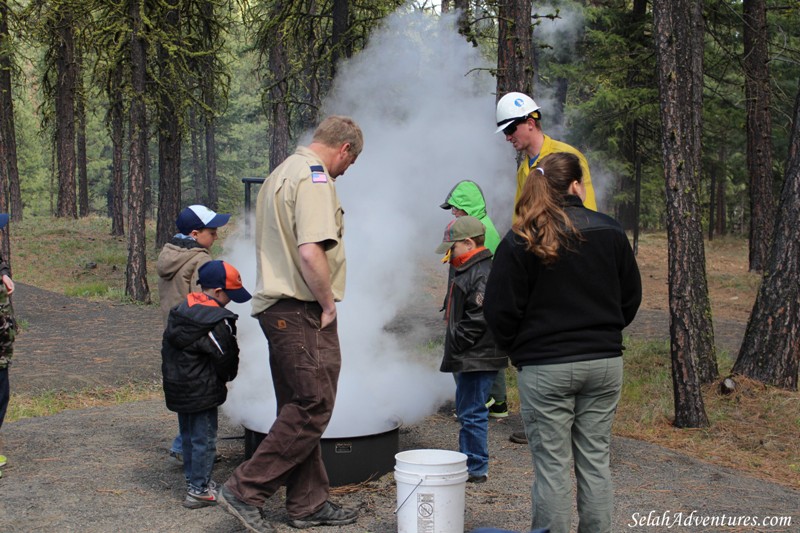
[512,153,583,264]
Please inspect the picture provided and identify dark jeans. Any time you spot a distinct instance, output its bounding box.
[456,370,498,477]
[178,406,218,493]
[0,367,8,429]
[225,299,341,519]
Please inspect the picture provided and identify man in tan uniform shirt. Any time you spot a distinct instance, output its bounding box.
[220,116,363,532]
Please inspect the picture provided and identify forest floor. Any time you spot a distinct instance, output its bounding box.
[1,227,798,532]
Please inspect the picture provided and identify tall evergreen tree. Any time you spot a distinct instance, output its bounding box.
[0,0,21,223]
[732,80,800,390]
[76,46,88,217]
[126,0,150,303]
[743,0,775,272]
[155,0,182,249]
[653,0,714,427]
[51,7,78,218]
[495,0,533,97]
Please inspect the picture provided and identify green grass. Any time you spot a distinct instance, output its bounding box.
[64,282,114,298]
[6,381,163,422]
[7,380,163,422]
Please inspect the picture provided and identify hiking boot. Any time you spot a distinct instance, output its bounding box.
[488,401,509,418]
[467,474,488,483]
[287,501,358,529]
[183,486,218,509]
[218,484,276,533]
[509,431,528,444]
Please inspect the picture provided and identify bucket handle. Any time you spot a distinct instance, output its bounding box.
[393,477,424,515]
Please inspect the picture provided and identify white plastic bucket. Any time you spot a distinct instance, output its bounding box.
[394,449,468,533]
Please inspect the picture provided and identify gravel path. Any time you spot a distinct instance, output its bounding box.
[2,283,797,532]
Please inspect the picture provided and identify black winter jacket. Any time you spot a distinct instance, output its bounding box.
[441,248,508,373]
[161,293,240,413]
[484,196,641,368]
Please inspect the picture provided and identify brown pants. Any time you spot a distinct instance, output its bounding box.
[225,299,341,518]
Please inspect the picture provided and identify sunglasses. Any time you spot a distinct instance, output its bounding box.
[502,118,527,136]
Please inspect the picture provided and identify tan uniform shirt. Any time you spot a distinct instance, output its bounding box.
[251,146,346,315]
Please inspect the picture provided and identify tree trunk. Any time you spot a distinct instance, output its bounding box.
[109,60,125,237]
[709,160,716,241]
[653,0,714,428]
[156,0,181,249]
[330,0,349,77]
[0,0,21,222]
[126,0,150,303]
[496,0,534,98]
[268,9,289,171]
[743,0,775,272]
[203,90,217,210]
[189,106,204,204]
[715,145,727,236]
[54,12,78,219]
[76,48,88,217]
[732,82,800,390]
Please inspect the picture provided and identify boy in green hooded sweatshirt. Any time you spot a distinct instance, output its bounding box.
[439,181,508,418]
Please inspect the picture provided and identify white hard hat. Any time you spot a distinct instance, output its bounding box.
[495,92,540,133]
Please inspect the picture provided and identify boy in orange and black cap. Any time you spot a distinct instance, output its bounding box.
[161,260,250,509]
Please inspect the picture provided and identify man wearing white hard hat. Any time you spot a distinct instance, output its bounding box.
[495,92,596,212]
[495,92,598,447]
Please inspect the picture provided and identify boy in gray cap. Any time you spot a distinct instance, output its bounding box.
[436,216,507,483]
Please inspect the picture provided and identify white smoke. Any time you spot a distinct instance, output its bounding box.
[530,2,610,209]
[221,9,516,436]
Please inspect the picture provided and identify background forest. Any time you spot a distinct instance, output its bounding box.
[1,0,800,418]
[3,1,798,235]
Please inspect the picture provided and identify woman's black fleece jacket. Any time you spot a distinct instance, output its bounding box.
[483,195,642,368]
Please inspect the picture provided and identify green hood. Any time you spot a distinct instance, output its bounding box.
[441,180,488,218]
[441,180,502,254]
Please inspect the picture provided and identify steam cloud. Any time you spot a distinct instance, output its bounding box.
[220,8,516,437]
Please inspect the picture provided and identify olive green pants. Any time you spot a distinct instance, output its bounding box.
[518,357,623,533]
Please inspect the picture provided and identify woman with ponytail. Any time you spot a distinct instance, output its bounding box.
[484,152,642,533]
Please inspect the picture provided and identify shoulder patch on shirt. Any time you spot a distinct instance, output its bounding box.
[310,165,328,183]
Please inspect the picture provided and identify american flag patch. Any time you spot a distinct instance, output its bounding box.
[311,172,328,183]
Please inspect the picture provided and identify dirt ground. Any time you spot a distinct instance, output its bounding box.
[2,258,798,532]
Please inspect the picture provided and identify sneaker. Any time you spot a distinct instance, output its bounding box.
[218,484,276,533]
[168,450,183,463]
[467,474,488,483]
[485,396,496,409]
[287,501,358,529]
[509,430,528,444]
[0,455,6,467]
[184,486,218,509]
[488,401,509,418]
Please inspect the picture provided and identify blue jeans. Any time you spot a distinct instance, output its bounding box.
[178,407,218,493]
[518,357,622,533]
[170,432,182,455]
[455,370,498,477]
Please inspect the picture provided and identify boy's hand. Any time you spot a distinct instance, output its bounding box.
[2,275,13,295]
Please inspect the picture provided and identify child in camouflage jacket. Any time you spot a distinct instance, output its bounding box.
[0,213,18,479]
